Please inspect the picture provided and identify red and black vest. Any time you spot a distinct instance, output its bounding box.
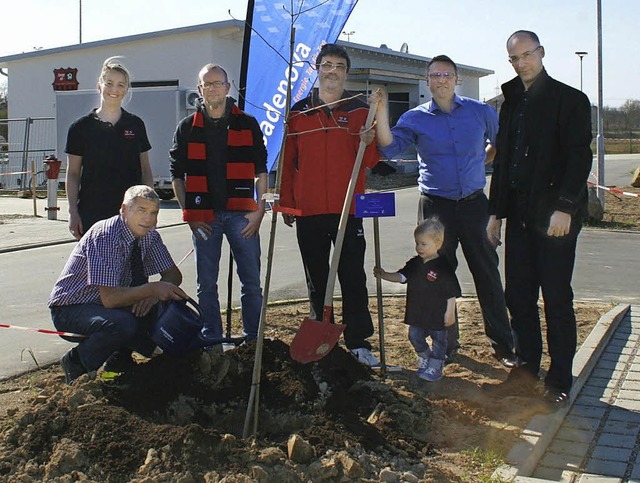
[183,105,258,222]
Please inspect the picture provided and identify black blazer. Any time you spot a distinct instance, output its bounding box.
[489,69,593,225]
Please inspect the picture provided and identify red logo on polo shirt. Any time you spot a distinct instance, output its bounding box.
[426,270,438,282]
[123,130,135,139]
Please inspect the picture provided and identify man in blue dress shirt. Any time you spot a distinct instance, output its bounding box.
[370,55,517,367]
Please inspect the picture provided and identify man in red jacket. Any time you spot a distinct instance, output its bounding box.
[280,43,380,366]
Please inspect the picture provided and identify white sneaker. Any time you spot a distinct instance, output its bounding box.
[418,358,444,382]
[416,356,430,371]
[350,348,380,367]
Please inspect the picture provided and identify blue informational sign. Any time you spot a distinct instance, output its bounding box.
[243,0,359,172]
[355,192,396,218]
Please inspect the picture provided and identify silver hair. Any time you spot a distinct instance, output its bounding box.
[122,185,159,207]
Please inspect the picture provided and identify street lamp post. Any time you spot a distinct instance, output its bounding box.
[596,0,605,207]
[342,30,355,42]
[575,51,588,91]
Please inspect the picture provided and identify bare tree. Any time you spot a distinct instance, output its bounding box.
[621,99,640,129]
[619,99,640,154]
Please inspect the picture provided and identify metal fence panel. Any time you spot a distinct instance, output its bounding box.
[0,117,56,190]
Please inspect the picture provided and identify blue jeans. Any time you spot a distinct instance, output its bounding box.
[195,211,262,340]
[50,304,155,372]
[408,325,447,361]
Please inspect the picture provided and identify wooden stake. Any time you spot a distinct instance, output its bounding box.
[31,160,37,217]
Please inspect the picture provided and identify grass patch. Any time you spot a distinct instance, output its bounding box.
[460,447,507,482]
[592,138,640,155]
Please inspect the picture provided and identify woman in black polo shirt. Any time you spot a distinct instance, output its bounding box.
[65,56,152,238]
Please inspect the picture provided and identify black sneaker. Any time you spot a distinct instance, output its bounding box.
[60,349,87,384]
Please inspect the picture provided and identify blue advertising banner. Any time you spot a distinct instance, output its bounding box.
[243,0,359,172]
[355,192,396,218]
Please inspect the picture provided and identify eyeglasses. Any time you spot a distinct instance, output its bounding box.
[318,62,347,72]
[508,46,542,64]
[200,81,228,90]
[427,72,456,80]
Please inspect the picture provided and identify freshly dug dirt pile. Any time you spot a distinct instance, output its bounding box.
[0,339,433,482]
[0,298,613,482]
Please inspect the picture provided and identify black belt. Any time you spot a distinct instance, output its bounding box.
[421,189,484,203]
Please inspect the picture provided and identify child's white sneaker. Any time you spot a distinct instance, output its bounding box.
[416,356,430,371]
[418,358,444,382]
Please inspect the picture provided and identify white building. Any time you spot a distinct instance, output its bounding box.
[0,19,493,190]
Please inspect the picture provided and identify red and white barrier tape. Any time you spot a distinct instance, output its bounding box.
[0,170,32,177]
[0,323,85,339]
[587,181,640,199]
[176,248,194,267]
[0,249,195,340]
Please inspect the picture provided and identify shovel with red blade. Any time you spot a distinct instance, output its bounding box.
[289,100,378,363]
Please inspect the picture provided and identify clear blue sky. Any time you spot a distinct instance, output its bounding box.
[1,0,636,107]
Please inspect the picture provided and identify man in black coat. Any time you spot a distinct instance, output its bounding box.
[486,30,592,409]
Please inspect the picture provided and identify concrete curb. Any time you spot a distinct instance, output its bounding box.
[0,222,187,254]
[0,238,75,254]
[493,303,631,482]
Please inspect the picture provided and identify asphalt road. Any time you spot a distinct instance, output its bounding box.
[1,154,639,380]
[590,153,639,187]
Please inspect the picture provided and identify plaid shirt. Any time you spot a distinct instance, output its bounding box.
[48,214,175,306]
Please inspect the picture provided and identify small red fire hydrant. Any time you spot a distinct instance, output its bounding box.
[43,155,62,220]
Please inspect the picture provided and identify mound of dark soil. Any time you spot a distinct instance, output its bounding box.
[0,340,431,482]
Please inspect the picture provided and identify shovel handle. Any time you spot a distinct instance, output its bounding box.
[322,305,334,324]
[324,100,378,307]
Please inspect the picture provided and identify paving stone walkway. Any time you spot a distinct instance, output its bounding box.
[532,305,640,482]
